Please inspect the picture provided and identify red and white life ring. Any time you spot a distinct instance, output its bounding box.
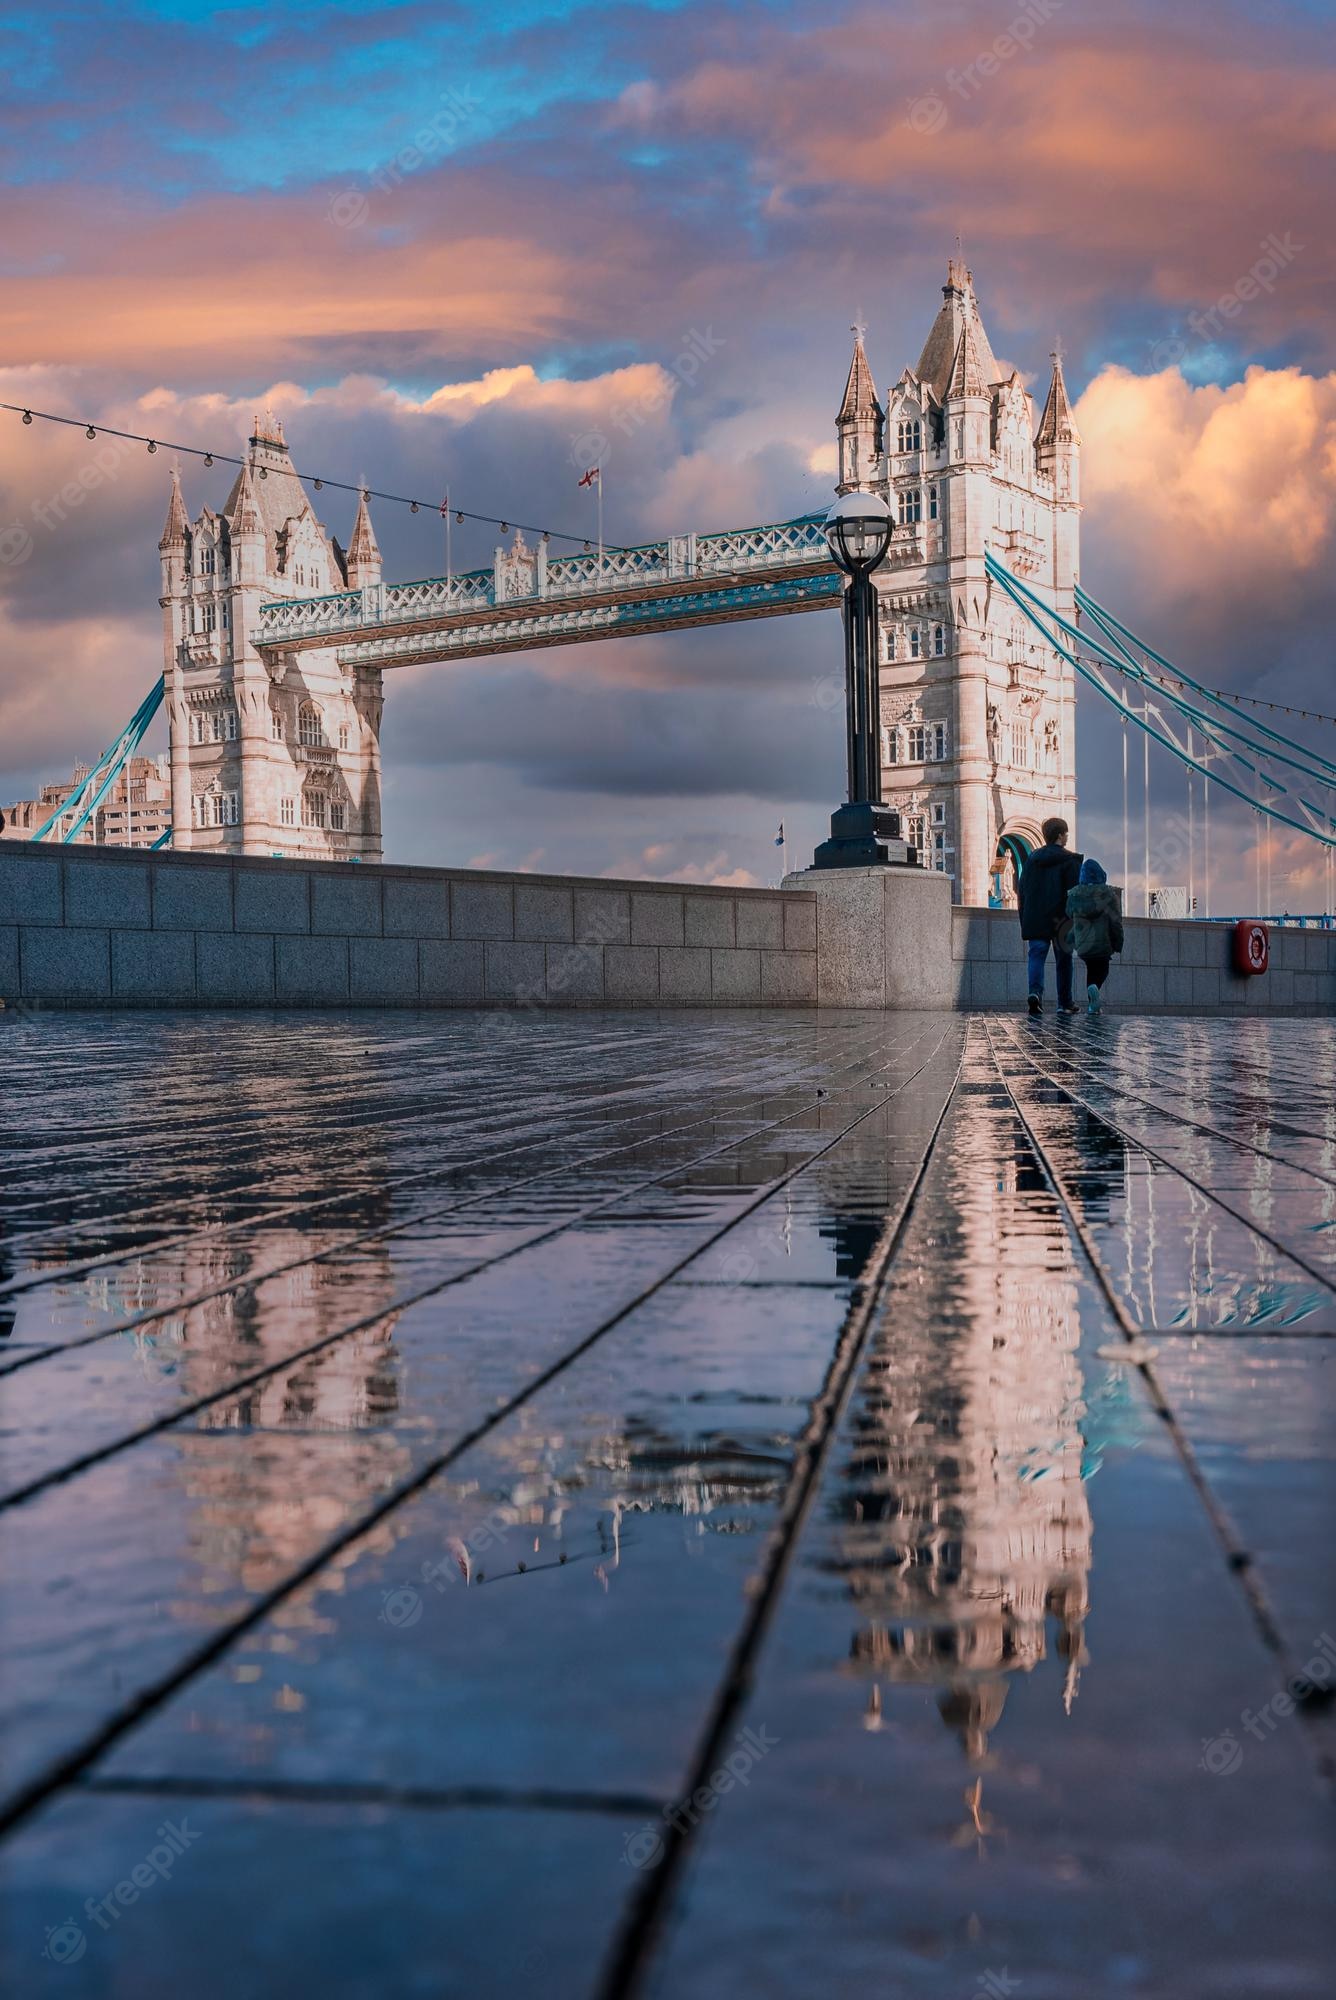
[1232,920,1269,976]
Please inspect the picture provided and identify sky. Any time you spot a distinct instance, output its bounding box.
[2,0,1335,907]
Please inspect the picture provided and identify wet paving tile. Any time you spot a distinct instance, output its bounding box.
[2,1009,1334,1998]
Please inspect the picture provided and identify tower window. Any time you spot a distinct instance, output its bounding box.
[928,484,939,521]
[931,802,946,826]
[280,797,295,826]
[909,628,922,660]
[934,722,948,760]
[884,727,899,765]
[933,624,946,657]
[302,791,327,829]
[298,705,323,748]
[203,602,217,633]
[897,417,922,453]
[898,488,923,526]
[338,723,350,750]
[882,627,896,663]
[201,547,215,576]
[1011,721,1029,769]
[270,708,284,742]
[907,724,928,762]
[330,800,346,831]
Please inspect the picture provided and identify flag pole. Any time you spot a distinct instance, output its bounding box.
[597,466,604,581]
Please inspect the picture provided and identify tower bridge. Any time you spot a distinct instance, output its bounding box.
[147,257,1081,907]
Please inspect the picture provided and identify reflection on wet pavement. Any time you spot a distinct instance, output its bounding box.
[1,1010,1333,1997]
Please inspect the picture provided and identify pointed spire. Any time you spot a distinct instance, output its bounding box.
[348,489,380,566]
[229,456,264,536]
[345,488,381,586]
[945,319,987,399]
[1036,348,1081,448]
[915,256,999,401]
[838,325,879,423]
[159,465,188,549]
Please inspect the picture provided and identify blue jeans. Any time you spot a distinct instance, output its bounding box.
[1027,937,1074,1008]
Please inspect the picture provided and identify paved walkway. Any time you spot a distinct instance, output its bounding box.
[2,1010,1334,1997]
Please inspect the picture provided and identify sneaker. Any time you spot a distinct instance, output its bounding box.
[1059,1003,1081,1015]
[1027,993,1041,1017]
[1087,983,1102,1015]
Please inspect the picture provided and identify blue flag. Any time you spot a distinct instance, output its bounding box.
[774,822,784,847]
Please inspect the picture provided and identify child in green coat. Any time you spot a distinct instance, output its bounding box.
[1065,858,1125,1014]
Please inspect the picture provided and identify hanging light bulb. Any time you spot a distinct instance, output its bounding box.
[455,510,463,524]
[313,478,323,491]
[584,540,591,553]
[204,452,213,467]
[500,521,508,533]
[147,440,157,453]
[22,410,32,424]
[410,501,419,514]
[259,466,267,478]
[85,425,96,440]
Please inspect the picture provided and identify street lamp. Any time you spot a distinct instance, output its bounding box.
[812,491,908,868]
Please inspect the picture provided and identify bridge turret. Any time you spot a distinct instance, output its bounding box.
[346,490,381,589]
[836,327,882,494]
[1035,349,1081,504]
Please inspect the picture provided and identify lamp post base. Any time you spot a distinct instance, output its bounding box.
[811,801,917,871]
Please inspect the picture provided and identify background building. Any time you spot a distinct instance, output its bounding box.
[837,260,1081,906]
[2,754,171,847]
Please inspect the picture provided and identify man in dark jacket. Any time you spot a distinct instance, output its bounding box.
[1017,816,1083,1015]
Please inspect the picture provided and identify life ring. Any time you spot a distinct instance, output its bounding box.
[1232,920,1269,975]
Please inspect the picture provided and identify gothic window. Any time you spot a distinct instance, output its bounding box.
[203,602,217,633]
[933,722,948,760]
[221,791,239,826]
[270,708,284,742]
[884,727,899,765]
[1011,721,1029,769]
[897,417,922,453]
[931,802,946,827]
[310,568,321,591]
[906,813,926,856]
[280,797,295,826]
[295,565,304,588]
[928,484,939,521]
[330,800,346,831]
[302,791,327,829]
[933,624,946,657]
[909,628,922,660]
[882,627,896,663]
[907,724,928,762]
[220,601,229,627]
[898,489,922,526]
[298,705,323,748]
[201,546,215,576]
[338,723,350,751]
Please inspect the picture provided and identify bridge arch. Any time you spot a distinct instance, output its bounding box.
[990,818,1042,908]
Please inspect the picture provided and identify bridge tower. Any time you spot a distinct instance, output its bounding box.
[160,413,384,861]
[840,261,1080,905]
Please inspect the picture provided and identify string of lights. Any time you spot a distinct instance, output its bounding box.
[2,401,613,553]
[1137,663,1336,729]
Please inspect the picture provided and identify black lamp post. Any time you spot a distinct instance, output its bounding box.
[812,491,908,868]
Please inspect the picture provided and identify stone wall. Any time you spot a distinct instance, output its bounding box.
[951,905,1336,1014]
[0,843,818,1010]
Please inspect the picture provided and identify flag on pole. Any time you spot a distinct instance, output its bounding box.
[578,466,604,576]
[774,822,785,847]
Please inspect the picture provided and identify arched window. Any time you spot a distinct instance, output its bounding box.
[909,628,922,660]
[338,723,350,751]
[298,704,323,748]
[882,627,896,664]
[884,727,899,765]
[270,708,284,742]
[907,724,928,762]
[897,417,922,453]
[302,791,327,828]
[928,483,939,521]
[933,624,946,657]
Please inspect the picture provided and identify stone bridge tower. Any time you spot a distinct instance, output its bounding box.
[159,413,384,860]
[836,262,1080,905]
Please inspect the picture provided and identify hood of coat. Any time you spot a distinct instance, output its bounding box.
[1025,844,1075,873]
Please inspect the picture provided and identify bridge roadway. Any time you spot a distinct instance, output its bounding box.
[1,1009,1333,1995]
[254,513,854,668]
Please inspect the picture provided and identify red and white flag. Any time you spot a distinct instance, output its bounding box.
[577,467,599,487]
